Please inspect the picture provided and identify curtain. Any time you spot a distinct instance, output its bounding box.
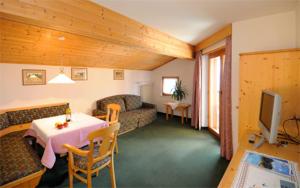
[220,36,233,160]
[191,52,202,129]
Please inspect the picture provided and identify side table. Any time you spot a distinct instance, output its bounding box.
[164,103,191,125]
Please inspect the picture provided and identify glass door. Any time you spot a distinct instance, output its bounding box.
[208,49,225,137]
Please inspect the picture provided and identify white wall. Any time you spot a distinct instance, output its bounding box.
[140,84,153,103]
[151,59,195,117]
[297,1,300,47]
[232,11,297,151]
[0,63,151,114]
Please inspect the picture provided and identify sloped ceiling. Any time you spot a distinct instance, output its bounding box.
[1,19,175,70]
[95,0,297,45]
[0,0,192,70]
[1,0,295,70]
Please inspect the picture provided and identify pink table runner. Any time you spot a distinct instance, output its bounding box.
[25,113,107,169]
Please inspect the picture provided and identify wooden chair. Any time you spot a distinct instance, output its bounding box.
[106,104,121,154]
[64,123,120,188]
[96,103,121,154]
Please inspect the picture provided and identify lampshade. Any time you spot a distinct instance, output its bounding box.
[48,72,75,84]
[47,36,75,84]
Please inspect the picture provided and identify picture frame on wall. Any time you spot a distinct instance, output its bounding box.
[71,68,88,81]
[22,69,46,85]
[113,69,124,80]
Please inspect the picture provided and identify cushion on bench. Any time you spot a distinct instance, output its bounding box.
[6,104,69,125]
[0,131,44,186]
[0,113,9,130]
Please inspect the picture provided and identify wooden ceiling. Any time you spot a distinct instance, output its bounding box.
[1,19,175,70]
[0,0,194,70]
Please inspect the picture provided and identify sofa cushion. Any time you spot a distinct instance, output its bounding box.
[73,145,111,170]
[7,104,69,125]
[124,95,142,111]
[0,131,44,186]
[101,97,126,112]
[0,113,9,130]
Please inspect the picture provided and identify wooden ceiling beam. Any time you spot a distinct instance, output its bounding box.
[195,24,232,52]
[0,18,174,70]
[0,0,194,59]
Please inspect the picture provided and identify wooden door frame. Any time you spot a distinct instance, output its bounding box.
[207,48,225,139]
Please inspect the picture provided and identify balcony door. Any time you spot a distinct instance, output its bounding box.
[208,49,225,137]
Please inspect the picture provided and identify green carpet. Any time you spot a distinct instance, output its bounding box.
[44,115,229,188]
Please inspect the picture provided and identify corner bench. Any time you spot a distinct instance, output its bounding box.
[0,103,69,188]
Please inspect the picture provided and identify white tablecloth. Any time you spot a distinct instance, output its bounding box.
[25,113,107,168]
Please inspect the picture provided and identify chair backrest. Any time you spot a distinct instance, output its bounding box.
[106,104,121,125]
[87,123,120,168]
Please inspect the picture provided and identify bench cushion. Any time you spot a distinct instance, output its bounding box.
[0,131,44,186]
[124,95,142,111]
[7,104,69,125]
[0,113,9,130]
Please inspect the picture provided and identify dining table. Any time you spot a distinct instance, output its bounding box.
[24,112,108,169]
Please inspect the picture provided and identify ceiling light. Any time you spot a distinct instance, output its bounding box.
[47,36,75,84]
[48,68,75,84]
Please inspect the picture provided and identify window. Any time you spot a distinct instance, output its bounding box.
[162,76,179,96]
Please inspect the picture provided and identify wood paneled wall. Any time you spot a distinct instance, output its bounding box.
[0,18,175,70]
[238,49,300,142]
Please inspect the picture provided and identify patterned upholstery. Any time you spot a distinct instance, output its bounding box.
[73,145,111,170]
[95,95,157,134]
[135,108,157,128]
[0,113,9,130]
[124,95,142,111]
[119,111,140,133]
[92,109,106,117]
[100,97,126,113]
[7,104,69,125]
[0,131,44,186]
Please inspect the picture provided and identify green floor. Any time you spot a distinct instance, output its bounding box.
[41,115,229,188]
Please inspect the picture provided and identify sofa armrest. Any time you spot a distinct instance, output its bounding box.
[92,109,106,116]
[142,102,156,109]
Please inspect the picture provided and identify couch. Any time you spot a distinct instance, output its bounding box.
[0,103,69,188]
[92,95,157,134]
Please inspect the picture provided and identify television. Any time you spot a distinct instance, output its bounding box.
[258,90,282,144]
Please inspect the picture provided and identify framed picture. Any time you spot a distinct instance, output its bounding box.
[71,68,88,81]
[113,70,124,80]
[22,69,46,85]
